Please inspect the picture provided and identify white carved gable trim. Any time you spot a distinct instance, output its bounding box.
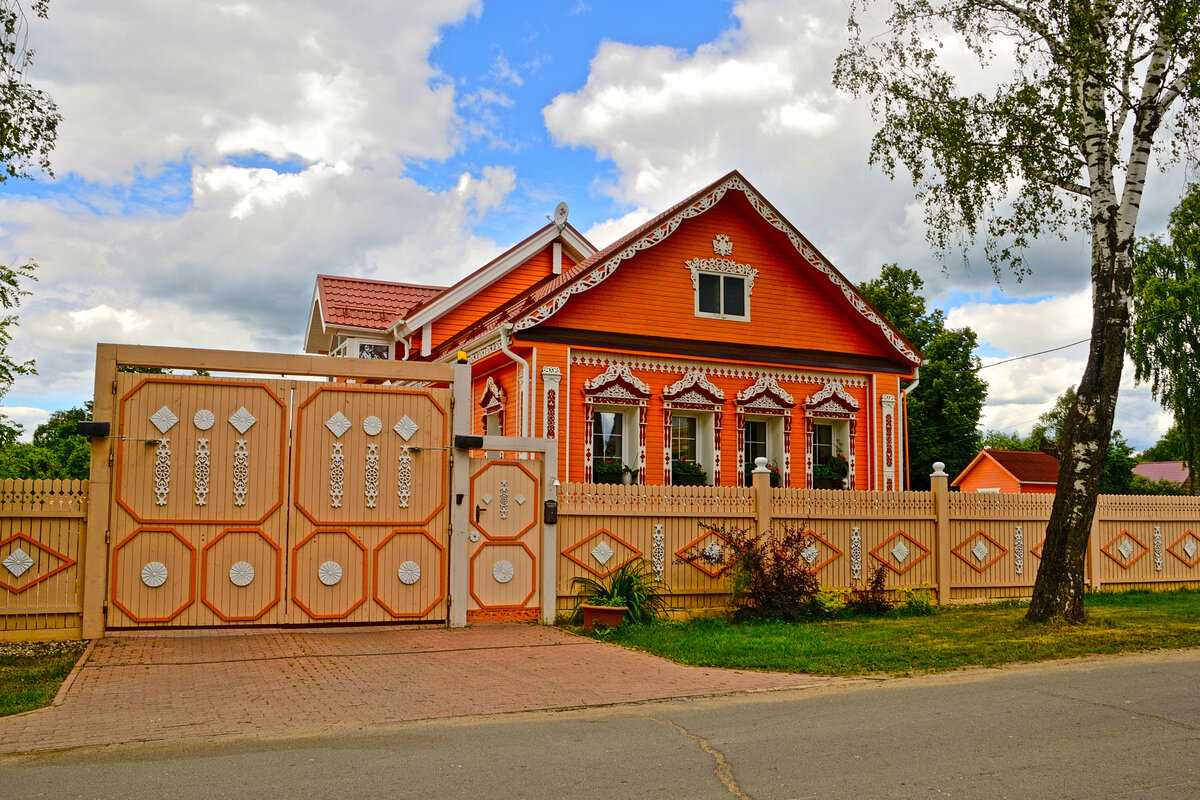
[712,234,733,256]
[512,174,921,366]
[662,370,724,406]
[736,374,795,409]
[480,376,506,411]
[685,257,758,294]
[583,362,651,401]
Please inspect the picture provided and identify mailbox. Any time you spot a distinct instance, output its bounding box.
[543,499,558,525]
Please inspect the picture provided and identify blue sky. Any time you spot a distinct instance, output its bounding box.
[0,0,1183,450]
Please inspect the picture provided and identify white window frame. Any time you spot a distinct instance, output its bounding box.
[330,334,393,360]
[592,405,637,472]
[743,414,784,482]
[812,420,850,470]
[686,257,756,322]
[671,411,716,485]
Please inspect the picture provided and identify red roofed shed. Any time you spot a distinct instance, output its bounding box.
[952,449,1060,494]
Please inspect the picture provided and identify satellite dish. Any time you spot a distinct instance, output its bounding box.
[553,201,569,229]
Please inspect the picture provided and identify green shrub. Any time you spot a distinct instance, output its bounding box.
[571,558,667,624]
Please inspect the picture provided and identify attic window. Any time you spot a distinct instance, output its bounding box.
[687,257,756,321]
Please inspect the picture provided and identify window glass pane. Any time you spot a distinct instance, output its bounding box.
[593,411,623,461]
[722,276,745,316]
[698,273,721,313]
[813,423,833,465]
[358,343,391,360]
[744,420,768,486]
[671,416,698,462]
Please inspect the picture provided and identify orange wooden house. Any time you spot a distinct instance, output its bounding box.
[951,449,1060,494]
[304,171,922,489]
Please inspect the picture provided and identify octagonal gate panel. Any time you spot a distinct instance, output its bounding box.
[467,458,544,620]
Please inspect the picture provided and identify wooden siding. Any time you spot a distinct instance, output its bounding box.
[955,457,1020,493]
[432,248,575,351]
[538,197,901,362]
[0,480,88,640]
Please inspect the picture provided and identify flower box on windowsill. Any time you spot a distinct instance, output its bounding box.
[671,472,708,486]
[812,477,845,490]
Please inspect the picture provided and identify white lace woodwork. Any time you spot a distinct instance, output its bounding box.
[397,446,413,509]
[330,443,345,508]
[851,527,862,580]
[1154,526,1164,572]
[685,257,758,293]
[232,440,249,506]
[365,444,380,509]
[541,367,562,439]
[881,394,897,492]
[194,438,210,506]
[363,416,383,436]
[193,409,215,431]
[512,174,920,366]
[141,561,168,588]
[583,363,652,483]
[572,352,868,390]
[1014,526,1024,575]
[500,480,509,520]
[229,407,257,435]
[712,233,733,256]
[653,524,665,580]
[153,438,172,506]
[662,371,725,485]
[735,375,794,486]
[479,376,506,433]
[150,406,179,434]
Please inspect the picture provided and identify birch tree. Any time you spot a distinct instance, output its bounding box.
[834,1,1200,622]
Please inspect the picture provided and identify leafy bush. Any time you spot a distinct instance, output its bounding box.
[678,524,826,621]
[845,564,895,616]
[571,558,667,624]
[897,584,936,616]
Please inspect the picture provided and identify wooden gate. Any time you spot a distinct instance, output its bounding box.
[465,457,545,621]
[106,374,450,628]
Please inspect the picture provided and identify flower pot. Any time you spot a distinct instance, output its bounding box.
[580,604,628,632]
[813,477,842,490]
[671,472,708,486]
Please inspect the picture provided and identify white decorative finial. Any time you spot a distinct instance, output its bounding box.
[752,456,769,473]
[931,461,948,477]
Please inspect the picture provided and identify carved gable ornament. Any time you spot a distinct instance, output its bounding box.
[805,381,858,419]
[662,370,724,408]
[583,362,652,404]
[480,376,506,412]
[736,375,795,413]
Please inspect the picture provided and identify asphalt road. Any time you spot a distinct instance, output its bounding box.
[3,649,1197,800]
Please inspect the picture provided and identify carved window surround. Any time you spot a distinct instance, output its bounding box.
[583,363,651,483]
[735,375,795,487]
[662,371,725,485]
[804,381,860,490]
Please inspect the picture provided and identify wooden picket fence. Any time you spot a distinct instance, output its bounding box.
[554,475,1200,616]
[0,479,89,640]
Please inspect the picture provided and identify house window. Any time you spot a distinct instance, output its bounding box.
[744,419,767,485]
[671,415,698,463]
[592,408,636,482]
[594,410,623,461]
[358,343,391,360]
[696,273,748,320]
[330,335,392,360]
[813,423,834,467]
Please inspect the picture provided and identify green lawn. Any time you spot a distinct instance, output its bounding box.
[596,590,1200,676]
[0,641,89,717]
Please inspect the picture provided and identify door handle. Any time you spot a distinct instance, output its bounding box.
[475,504,486,524]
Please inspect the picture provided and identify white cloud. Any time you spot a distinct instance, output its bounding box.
[583,207,655,249]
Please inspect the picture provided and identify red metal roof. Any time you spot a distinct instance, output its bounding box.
[316,274,444,331]
[1132,461,1189,484]
[985,450,1060,484]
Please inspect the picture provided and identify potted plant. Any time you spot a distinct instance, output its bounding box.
[592,457,626,484]
[813,454,849,489]
[671,458,708,486]
[572,558,667,632]
[766,459,782,488]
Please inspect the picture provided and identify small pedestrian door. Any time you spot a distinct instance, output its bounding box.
[465,458,544,621]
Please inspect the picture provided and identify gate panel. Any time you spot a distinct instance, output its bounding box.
[108,376,291,627]
[288,385,450,624]
[467,459,543,620]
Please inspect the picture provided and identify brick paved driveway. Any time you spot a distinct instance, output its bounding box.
[0,624,833,754]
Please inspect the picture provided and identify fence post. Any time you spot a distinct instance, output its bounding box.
[449,359,471,628]
[82,344,118,640]
[931,461,952,605]
[751,456,773,535]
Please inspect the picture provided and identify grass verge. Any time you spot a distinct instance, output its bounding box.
[595,589,1200,676]
[0,640,90,717]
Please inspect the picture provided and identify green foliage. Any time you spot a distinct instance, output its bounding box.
[1130,184,1200,476]
[1099,435,1137,494]
[1139,423,1188,463]
[571,558,667,624]
[0,403,91,479]
[0,1,60,183]
[1128,474,1189,495]
[859,266,986,489]
[845,564,895,616]
[896,585,936,616]
[670,458,707,486]
[0,639,88,717]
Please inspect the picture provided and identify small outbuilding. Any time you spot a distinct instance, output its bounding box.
[952,449,1060,494]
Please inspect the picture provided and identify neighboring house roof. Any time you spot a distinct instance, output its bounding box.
[428,169,923,364]
[305,275,444,353]
[1132,461,1189,484]
[952,449,1061,487]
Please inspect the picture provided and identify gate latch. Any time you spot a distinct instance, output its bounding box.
[475,504,486,524]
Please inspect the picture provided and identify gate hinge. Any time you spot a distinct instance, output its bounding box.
[104,530,111,544]
[107,450,114,467]
[111,379,118,395]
